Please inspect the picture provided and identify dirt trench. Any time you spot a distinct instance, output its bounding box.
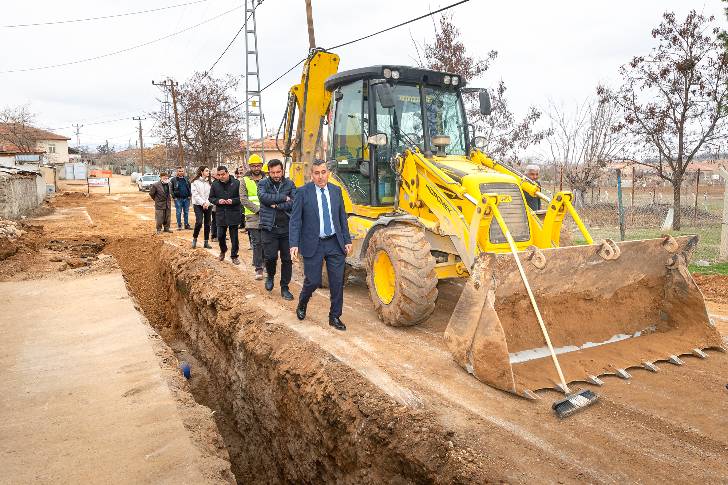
[107,237,489,484]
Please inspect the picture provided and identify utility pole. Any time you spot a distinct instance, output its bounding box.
[243,0,266,164]
[304,0,316,49]
[133,116,146,174]
[72,123,83,148]
[152,78,184,168]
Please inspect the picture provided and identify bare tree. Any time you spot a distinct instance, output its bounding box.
[0,105,37,152]
[545,97,627,205]
[152,72,242,165]
[599,11,728,229]
[415,14,549,163]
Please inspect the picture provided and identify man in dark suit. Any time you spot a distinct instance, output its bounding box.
[209,165,242,265]
[290,159,352,331]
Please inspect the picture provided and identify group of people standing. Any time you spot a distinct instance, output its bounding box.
[148,156,351,331]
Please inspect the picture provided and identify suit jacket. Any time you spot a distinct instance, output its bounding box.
[289,182,351,258]
[149,181,171,210]
[209,177,242,226]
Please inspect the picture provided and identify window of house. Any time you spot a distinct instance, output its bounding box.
[48,143,56,154]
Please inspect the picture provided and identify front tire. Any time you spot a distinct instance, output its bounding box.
[365,225,438,326]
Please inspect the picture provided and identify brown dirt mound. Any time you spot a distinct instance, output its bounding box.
[694,273,728,304]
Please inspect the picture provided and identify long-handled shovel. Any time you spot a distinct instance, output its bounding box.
[491,204,599,418]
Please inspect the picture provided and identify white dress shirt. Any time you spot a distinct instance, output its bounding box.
[315,184,336,237]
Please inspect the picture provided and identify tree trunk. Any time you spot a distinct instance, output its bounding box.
[672,177,682,230]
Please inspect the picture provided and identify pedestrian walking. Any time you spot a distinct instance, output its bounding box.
[149,172,173,234]
[171,166,192,230]
[240,154,266,280]
[258,159,296,300]
[290,159,351,331]
[191,166,213,249]
[209,166,242,265]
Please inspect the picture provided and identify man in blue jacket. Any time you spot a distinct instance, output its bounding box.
[171,166,192,230]
[258,159,297,300]
[290,159,352,331]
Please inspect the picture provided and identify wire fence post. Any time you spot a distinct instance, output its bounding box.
[694,168,700,224]
[616,168,625,241]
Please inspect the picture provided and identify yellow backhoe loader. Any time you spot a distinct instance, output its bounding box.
[277,48,725,414]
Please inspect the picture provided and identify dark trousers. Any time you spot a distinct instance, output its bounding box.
[211,211,217,239]
[155,207,171,231]
[193,204,212,240]
[299,237,346,318]
[217,225,239,258]
[262,229,292,286]
[248,228,264,270]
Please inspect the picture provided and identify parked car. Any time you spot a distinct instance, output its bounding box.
[137,174,160,192]
[130,172,141,183]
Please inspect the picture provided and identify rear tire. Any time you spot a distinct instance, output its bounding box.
[365,224,438,326]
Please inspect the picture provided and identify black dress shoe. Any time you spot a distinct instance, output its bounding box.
[264,276,273,291]
[329,316,346,331]
[281,286,294,301]
[296,302,307,320]
[218,252,226,261]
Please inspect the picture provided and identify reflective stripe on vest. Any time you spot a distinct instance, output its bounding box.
[243,176,259,215]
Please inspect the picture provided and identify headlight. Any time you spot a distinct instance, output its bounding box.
[391,70,400,80]
[443,75,451,85]
[383,68,392,79]
[451,76,459,86]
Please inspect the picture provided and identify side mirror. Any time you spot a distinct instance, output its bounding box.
[479,90,491,116]
[473,136,487,150]
[374,83,395,109]
[367,133,388,146]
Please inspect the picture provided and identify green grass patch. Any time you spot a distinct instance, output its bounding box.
[689,261,728,275]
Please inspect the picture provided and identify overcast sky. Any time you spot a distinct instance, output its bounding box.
[1,0,725,152]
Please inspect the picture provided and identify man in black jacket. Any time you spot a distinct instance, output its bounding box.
[170,166,192,230]
[209,166,242,265]
[258,159,296,300]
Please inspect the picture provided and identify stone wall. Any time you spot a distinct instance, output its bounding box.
[0,171,46,219]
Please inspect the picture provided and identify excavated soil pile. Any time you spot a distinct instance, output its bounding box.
[694,273,728,304]
[108,237,488,484]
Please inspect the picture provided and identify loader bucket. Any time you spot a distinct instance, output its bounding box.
[444,236,725,398]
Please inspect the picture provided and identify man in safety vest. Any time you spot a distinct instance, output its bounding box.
[240,154,267,280]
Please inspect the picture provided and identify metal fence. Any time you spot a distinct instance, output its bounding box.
[544,173,725,263]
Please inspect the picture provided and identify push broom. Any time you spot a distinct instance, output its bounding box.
[491,204,599,418]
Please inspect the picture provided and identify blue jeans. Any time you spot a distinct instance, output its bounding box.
[174,198,190,227]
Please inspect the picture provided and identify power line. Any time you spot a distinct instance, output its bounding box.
[226,0,471,113]
[2,0,211,28]
[206,1,266,75]
[49,116,138,131]
[327,0,471,50]
[0,5,242,74]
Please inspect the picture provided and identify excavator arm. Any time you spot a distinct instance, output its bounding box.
[279,49,340,187]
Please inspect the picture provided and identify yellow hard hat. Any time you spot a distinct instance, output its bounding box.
[262,162,268,172]
[248,153,263,166]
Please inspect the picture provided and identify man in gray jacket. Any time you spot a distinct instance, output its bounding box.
[149,173,173,234]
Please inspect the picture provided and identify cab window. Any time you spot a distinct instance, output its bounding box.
[330,80,370,204]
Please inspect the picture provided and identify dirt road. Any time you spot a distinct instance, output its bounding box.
[3,190,728,483]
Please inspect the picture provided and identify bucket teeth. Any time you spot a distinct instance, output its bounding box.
[691,348,708,359]
[615,368,632,379]
[668,355,685,365]
[643,361,659,372]
[587,375,604,386]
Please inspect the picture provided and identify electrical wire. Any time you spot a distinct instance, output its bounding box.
[206,0,266,75]
[326,0,471,50]
[2,0,211,28]
[228,0,471,113]
[48,116,139,131]
[0,5,242,74]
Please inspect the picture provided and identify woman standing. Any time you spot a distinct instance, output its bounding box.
[191,166,213,249]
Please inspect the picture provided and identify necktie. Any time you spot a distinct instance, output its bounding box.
[321,187,332,236]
